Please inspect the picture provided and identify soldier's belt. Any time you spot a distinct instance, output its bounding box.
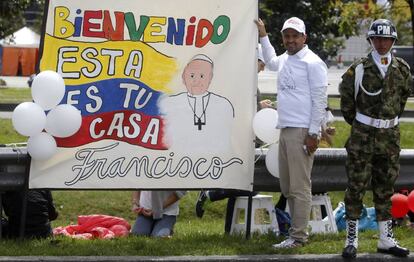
[355,112,398,129]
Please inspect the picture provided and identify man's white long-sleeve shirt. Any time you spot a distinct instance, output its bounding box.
[260,36,327,135]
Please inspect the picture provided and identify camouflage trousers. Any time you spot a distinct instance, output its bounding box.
[344,125,400,221]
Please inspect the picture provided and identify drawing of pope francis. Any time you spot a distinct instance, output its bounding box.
[160,54,235,154]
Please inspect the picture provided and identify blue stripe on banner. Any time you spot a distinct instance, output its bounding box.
[62,78,162,116]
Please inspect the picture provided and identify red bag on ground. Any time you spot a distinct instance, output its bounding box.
[53,214,130,239]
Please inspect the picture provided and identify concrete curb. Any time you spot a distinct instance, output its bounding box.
[0,254,413,262]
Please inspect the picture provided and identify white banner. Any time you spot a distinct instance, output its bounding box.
[29,0,258,190]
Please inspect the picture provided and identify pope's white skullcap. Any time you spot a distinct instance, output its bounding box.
[190,54,214,65]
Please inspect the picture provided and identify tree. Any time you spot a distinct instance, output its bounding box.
[335,0,413,46]
[258,0,382,60]
[406,0,414,45]
[25,0,45,34]
[260,0,336,60]
[0,0,32,39]
[388,0,414,46]
[0,0,45,40]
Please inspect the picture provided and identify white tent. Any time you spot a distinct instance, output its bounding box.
[0,26,40,48]
[0,27,40,76]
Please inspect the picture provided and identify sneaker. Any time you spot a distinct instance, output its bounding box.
[195,191,208,218]
[272,238,303,249]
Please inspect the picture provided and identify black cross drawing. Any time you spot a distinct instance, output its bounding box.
[195,118,205,130]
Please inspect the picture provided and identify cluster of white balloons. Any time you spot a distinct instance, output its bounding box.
[12,71,82,160]
[252,108,280,178]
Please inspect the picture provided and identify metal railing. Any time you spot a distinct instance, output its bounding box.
[1,146,413,239]
[254,148,414,192]
[1,147,413,193]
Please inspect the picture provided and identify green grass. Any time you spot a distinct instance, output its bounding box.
[0,118,414,255]
[259,95,414,111]
[0,119,27,144]
[331,121,414,148]
[2,119,414,148]
[328,97,414,110]
[1,88,414,111]
[0,88,32,103]
[0,190,412,256]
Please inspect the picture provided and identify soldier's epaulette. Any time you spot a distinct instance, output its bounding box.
[343,57,368,78]
[395,56,411,71]
[351,57,368,68]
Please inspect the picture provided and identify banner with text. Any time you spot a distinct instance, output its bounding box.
[29,0,257,189]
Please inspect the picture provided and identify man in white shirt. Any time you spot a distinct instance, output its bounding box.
[160,54,234,154]
[256,17,327,248]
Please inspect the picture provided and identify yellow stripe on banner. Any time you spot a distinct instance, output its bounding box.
[40,34,178,92]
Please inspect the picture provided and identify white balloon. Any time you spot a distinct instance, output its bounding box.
[265,143,279,178]
[253,108,280,144]
[12,102,46,137]
[31,71,65,110]
[45,104,82,138]
[27,132,57,160]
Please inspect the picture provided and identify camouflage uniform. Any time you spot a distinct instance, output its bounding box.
[339,53,412,221]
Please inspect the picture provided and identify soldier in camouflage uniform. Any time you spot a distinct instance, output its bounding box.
[339,19,412,259]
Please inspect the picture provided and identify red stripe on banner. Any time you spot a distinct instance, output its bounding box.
[55,110,167,150]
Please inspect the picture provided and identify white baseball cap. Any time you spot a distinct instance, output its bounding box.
[281,17,306,34]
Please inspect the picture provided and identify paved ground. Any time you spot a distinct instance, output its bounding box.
[0,68,346,95]
[0,68,346,120]
[6,67,414,122]
[0,76,29,88]
[0,112,12,118]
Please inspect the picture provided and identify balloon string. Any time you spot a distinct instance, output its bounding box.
[254,142,278,163]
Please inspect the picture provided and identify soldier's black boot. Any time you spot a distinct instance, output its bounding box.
[342,219,358,259]
[377,220,410,257]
